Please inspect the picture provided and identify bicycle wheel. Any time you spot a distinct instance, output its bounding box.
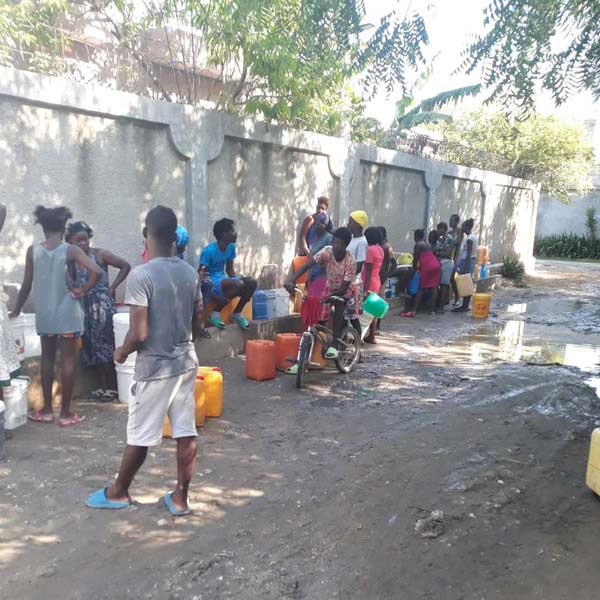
[334,325,361,374]
[296,332,312,389]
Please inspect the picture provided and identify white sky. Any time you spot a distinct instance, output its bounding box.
[363,0,600,128]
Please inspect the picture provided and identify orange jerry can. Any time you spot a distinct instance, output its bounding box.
[292,256,309,284]
[246,340,276,381]
[197,366,223,417]
[275,333,301,371]
[163,372,205,437]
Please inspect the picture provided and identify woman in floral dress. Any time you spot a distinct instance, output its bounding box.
[66,221,131,399]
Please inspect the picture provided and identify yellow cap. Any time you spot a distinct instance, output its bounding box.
[350,210,368,229]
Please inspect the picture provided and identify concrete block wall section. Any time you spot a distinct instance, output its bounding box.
[0,66,540,296]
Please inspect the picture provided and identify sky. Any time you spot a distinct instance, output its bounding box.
[363,0,600,128]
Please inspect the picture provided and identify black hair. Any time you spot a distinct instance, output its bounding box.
[332,226,352,247]
[213,218,235,241]
[377,226,387,241]
[437,222,448,232]
[34,205,73,233]
[365,226,383,246]
[145,205,177,245]
[414,228,425,241]
[463,218,475,229]
[66,221,93,242]
[428,230,439,245]
[450,213,460,223]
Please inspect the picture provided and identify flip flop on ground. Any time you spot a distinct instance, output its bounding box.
[57,414,85,427]
[85,487,131,510]
[163,492,191,516]
[28,411,54,423]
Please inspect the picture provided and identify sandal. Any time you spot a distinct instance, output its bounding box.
[57,414,85,427]
[28,411,55,423]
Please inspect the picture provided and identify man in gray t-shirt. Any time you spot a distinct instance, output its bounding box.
[86,206,204,517]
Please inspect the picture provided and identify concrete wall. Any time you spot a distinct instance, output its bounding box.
[0,66,540,296]
[536,191,600,237]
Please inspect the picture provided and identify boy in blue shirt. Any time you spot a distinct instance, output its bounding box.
[200,218,257,330]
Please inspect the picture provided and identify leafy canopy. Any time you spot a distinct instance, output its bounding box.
[0,0,430,134]
[463,0,600,109]
[441,109,595,202]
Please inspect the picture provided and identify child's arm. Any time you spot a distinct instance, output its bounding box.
[97,249,131,296]
[10,245,33,318]
[225,259,236,278]
[68,245,103,298]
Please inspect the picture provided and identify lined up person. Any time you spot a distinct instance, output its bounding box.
[11,206,103,427]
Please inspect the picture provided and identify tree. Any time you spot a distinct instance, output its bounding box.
[0,0,430,134]
[441,109,595,202]
[463,0,600,109]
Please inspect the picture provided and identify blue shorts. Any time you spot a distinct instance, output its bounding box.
[203,277,240,303]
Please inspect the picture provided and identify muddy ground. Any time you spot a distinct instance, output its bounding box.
[2,260,600,600]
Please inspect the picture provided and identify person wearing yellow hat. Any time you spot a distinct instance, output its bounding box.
[346,210,369,333]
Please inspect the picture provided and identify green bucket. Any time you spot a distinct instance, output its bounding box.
[363,292,389,319]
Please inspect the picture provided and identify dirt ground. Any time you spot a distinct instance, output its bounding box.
[2,260,600,600]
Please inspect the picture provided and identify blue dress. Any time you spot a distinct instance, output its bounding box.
[76,249,115,367]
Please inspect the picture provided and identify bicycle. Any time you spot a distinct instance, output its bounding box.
[290,287,370,389]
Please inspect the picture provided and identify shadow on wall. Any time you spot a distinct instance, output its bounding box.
[0,96,188,298]
[207,136,339,280]
[352,161,427,253]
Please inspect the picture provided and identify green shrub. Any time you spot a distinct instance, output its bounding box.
[535,234,600,259]
[501,256,526,280]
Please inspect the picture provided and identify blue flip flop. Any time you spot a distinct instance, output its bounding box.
[163,492,191,516]
[85,487,131,510]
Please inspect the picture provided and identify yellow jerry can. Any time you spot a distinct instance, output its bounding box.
[585,428,600,496]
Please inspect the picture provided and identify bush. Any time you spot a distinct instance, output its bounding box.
[534,234,600,259]
[501,256,525,281]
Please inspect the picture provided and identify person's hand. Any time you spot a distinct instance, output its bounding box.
[114,347,128,364]
[284,282,296,296]
[198,265,209,281]
[109,287,116,300]
[9,309,19,319]
[71,288,85,299]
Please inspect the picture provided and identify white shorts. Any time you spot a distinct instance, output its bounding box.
[127,369,197,447]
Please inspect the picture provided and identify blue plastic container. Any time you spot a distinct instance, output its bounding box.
[252,290,268,320]
[407,272,420,295]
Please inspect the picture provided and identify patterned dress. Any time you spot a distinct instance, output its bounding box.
[313,247,357,321]
[0,297,20,387]
[76,249,115,368]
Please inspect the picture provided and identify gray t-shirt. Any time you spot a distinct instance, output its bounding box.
[125,257,201,381]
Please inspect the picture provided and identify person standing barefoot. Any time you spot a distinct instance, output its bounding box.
[11,206,102,426]
[86,206,204,516]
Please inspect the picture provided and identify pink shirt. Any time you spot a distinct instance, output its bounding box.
[362,244,384,293]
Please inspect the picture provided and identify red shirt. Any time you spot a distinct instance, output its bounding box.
[362,244,384,293]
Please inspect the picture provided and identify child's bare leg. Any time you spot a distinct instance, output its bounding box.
[40,336,58,414]
[59,337,77,418]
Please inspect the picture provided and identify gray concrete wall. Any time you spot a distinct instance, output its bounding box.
[0,66,540,295]
[536,191,600,237]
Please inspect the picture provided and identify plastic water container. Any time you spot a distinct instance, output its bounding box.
[265,289,290,319]
[586,428,600,496]
[480,263,490,278]
[246,340,276,381]
[9,316,25,361]
[476,246,489,265]
[115,362,135,404]
[197,367,223,417]
[163,374,206,437]
[113,313,136,365]
[472,293,492,319]
[3,376,30,429]
[275,333,301,371]
[253,290,268,320]
[23,313,41,358]
[363,293,389,319]
[292,256,309,284]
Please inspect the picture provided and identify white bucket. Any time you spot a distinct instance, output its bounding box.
[23,313,41,359]
[115,362,135,404]
[9,315,25,361]
[265,289,290,319]
[3,376,30,430]
[113,313,136,365]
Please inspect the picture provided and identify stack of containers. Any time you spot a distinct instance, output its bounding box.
[476,246,491,279]
[113,312,136,404]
